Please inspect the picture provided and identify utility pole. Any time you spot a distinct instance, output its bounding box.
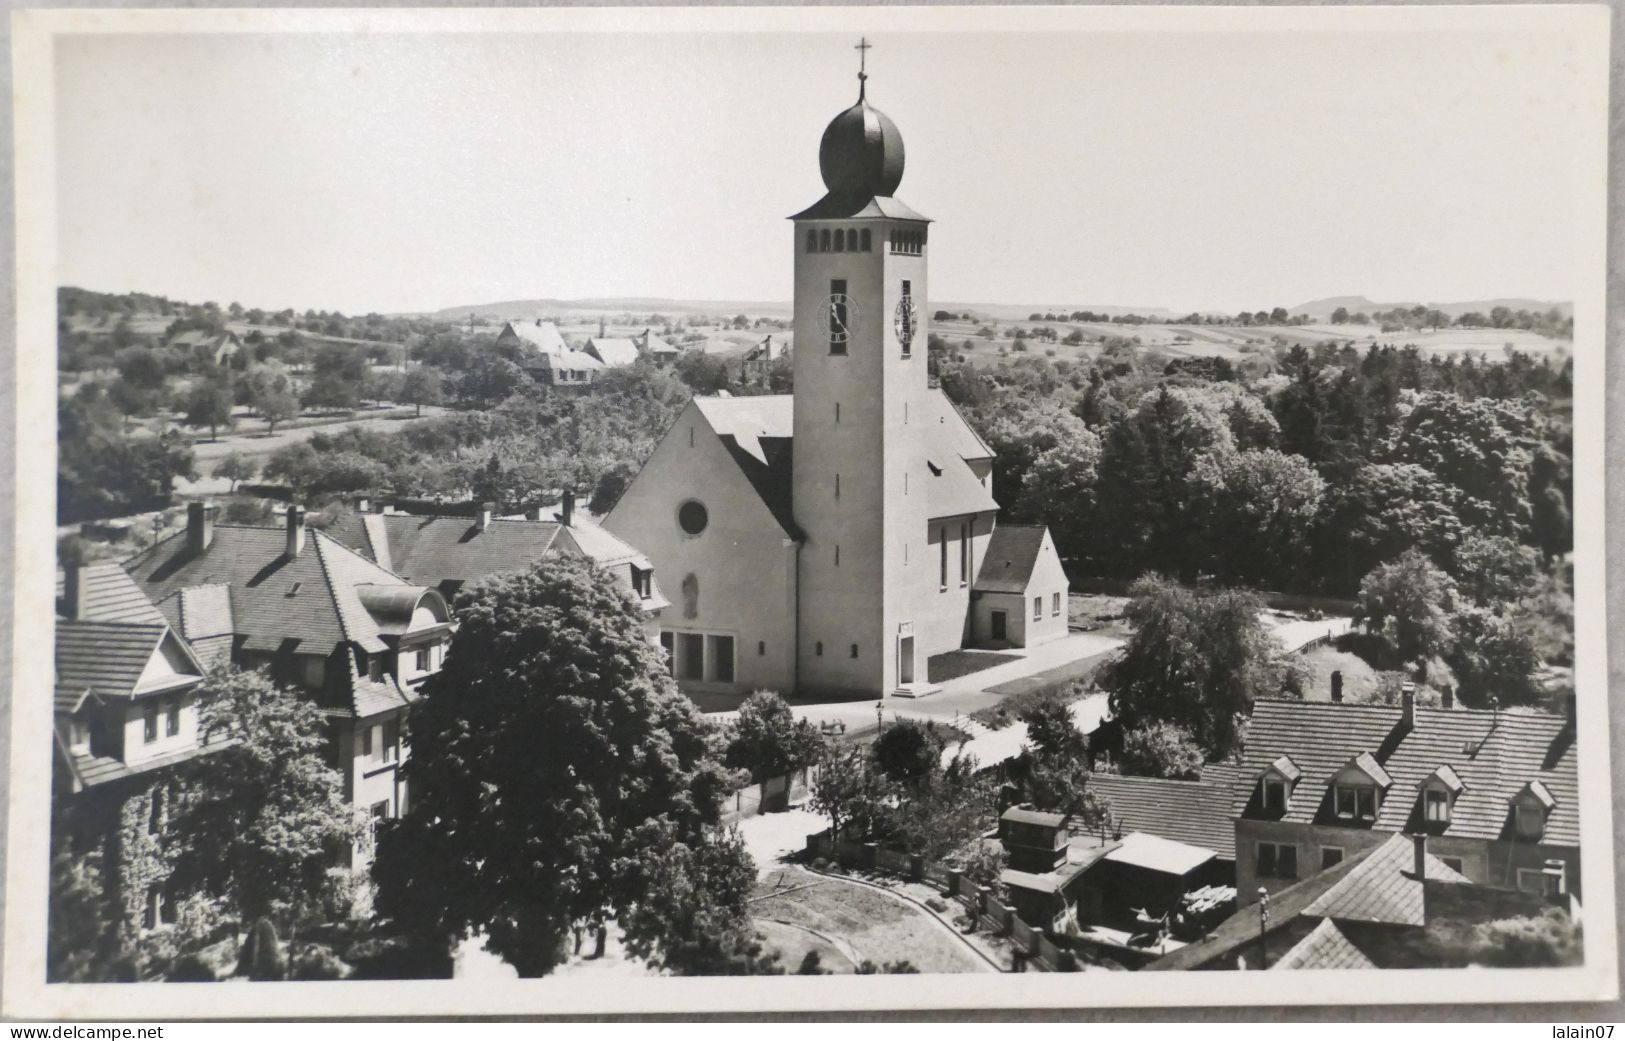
[1257,888,1270,968]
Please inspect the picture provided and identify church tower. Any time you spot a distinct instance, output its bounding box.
[790,48,932,698]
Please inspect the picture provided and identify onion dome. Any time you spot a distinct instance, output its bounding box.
[817,88,905,199]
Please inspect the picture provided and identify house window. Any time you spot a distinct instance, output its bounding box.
[1320,846,1344,870]
[142,887,161,931]
[1424,787,1451,823]
[850,644,859,659]
[1033,597,1043,622]
[631,567,652,599]
[1440,856,1465,875]
[1052,592,1061,617]
[1516,867,1564,898]
[361,726,373,758]
[368,656,383,681]
[757,641,765,656]
[1257,841,1298,880]
[383,718,400,763]
[681,633,705,681]
[1261,778,1287,813]
[959,524,968,585]
[816,642,824,657]
[939,529,947,590]
[415,648,430,672]
[709,635,735,684]
[148,787,166,835]
[367,801,388,852]
[659,631,675,673]
[143,704,159,744]
[1514,800,1546,840]
[806,230,817,253]
[820,229,832,252]
[1335,784,1378,822]
[860,228,871,251]
[165,700,180,737]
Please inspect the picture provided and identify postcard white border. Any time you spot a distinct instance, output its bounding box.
[5,3,1617,1018]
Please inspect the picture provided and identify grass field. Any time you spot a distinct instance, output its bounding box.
[750,867,992,974]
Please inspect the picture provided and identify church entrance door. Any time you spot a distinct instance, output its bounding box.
[898,635,915,685]
[991,610,1007,643]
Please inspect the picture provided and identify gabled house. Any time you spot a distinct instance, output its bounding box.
[1232,690,1580,904]
[739,335,791,382]
[495,319,568,357]
[52,562,210,939]
[166,329,242,366]
[970,524,1068,649]
[325,493,667,634]
[522,348,604,389]
[122,502,454,862]
[636,329,681,363]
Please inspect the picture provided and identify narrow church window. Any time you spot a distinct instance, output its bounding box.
[959,524,968,585]
[861,228,871,251]
[688,427,694,448]
[820,229,832,252]
[757,641,765,656]
[835,544,840,566]
[939,529,947,590]
[835,473,840,500]
[807,230,818,253]
[904,472,908,494]
[1034,596,1043,622]
[850,644,859,659]
[835,402,840,423]
[904,402,909,424]
[816,642,824,656]
[847,229,859,251]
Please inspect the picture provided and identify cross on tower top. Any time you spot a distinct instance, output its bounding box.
[855,37,871,98]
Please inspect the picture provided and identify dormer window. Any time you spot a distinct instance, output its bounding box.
[1420,766,1465,826]
[1262,778,1287,813]
[631,566,652,600]
[1256,755,1300,815]
[1335,784,1378,821]
[1332,751,1392,824]
[1511,781,1555,841]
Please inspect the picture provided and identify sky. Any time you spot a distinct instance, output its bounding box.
[53,18,1597,316]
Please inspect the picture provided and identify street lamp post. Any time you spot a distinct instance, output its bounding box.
[151,514,165,547]
[1257,887,1270,968]
[875,701,884,735]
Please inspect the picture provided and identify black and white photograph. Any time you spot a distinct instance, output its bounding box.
[1,3,1617,1018]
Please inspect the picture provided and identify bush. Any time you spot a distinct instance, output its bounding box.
[236,918,287,981]
[796,950,827,975]
[289,945,351,981]
[1118,722,1205,780]
[165,953,217,982]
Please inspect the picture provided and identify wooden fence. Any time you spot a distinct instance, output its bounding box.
[805,829,1064,972]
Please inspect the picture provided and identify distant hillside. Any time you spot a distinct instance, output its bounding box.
[1291,295,1572,321]
[425,297,794,321]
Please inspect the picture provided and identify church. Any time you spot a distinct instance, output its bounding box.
[605,61,1069,704]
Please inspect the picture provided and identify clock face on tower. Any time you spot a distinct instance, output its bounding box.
[818,292,859,347]
[894,297,918,349]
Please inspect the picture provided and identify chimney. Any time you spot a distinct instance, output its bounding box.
[63,560,86,621]
[1564,692,1576,729]
[524,506,541,522]
[356,497,371,514]
[285,505,307,557]
[598,317,606,338]
[1411,833,1427,881]
[560,489,575,528]
[1440,687,1454,710]
[1330,670,1343,704]
[478,502,495,531]
[186,501,217,555]
[1401,682,1417,729]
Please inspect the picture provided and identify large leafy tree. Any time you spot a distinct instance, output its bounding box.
[723,690,826,783]
[181,377,237,440]
[1101,576,1283,759]
[1192,448,1324,586]
[372,555,742,977]
[1354,549,1459,672]
[1117,722,1205,780]
[1381,391,1531,537]
[57,394,196,522]
[168,667,359,930]
[1319,462,1463,592]
[1014,426,1101,565]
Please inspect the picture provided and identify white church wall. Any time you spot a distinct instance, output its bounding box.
[604,402,799,703]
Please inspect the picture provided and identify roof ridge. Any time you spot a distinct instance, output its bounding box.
[308,533,357,644]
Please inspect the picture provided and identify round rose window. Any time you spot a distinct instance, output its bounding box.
[678,500,709,536]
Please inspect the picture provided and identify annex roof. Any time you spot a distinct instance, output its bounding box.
[1002,806,1069,829]
[1232,699,1578,847]
[1103,831,1216,877]
[1299,834,1470,927]
[529,349,605,372]
[973,525,1049,594]
[924,447,999,521]
[927,390,995,461]
[1270,919,1378,972]
[1084,773,1237,860]
[55,621,172,713]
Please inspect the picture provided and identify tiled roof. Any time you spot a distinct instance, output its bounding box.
[64,738,226,790]
[1270,919,1378,971]
[55,621,169,712]
[924,446,1000,521]
[638,331,679,355]
[329,513,564,589]
[928,390,995,461]
[1232,699,1579,847]
[166,584,235,640]
[1086,773,1237,859]
[974,525,1049,594]
[1146,846,1374,971]
[585,338,640,367]
[498,320,568,354]
[124,525,421,656]
[529,349,605,372]
[56,563,168,625]
[1003,806,1069,828]
[1104,831,1215,876]
[1301,834,1470,926]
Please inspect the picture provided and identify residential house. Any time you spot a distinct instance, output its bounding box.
[583,337,640,369]
[739,335,790,383]
[523,348,604,389]
[495,319,568,358]
[636,329,681,363]
[325,492,667,634]
[1232,690,1580,905]
[123,502,454,863]
[52,561,210,940]
[166,329,241,367]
